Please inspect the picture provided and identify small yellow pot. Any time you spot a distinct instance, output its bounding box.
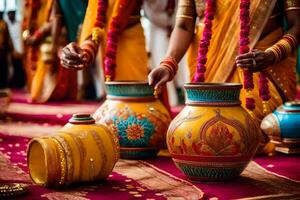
[27,114,119,187]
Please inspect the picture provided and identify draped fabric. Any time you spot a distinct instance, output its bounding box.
[80,0,148,81]
[30,0,85,102]
[58,0,88,42]
[186,0,297,123]
[23,0,53,89]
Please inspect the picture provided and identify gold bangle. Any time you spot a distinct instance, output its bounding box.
[284,6,300,11]
[265,47,280,62]
[176,15,195,20]
[284,0,300,7]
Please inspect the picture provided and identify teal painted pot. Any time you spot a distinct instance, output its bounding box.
[261,101,300,145]
[167,83,259,181]
[93,81,171,159]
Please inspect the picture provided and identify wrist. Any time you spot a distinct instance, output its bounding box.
[159,56,178,81]
[265,50,276,65]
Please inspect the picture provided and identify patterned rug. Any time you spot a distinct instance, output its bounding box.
[1,90,300,200]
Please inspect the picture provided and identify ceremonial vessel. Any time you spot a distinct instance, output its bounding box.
[93,81,171,159]
[27,114,119,187]
[261,101,300,154]
[167,83,259,181]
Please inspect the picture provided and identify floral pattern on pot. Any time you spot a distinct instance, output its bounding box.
[112,115,154,146]
[95,103,170,149]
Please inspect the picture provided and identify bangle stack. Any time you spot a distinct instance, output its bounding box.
[159,56,179,81]
[265,34,298,63]
[80,40,99,65]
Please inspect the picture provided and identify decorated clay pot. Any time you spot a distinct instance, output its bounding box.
[27,114,119,187]
[261,101,300,147]
[167,83,259,181]
[93,81,171,159]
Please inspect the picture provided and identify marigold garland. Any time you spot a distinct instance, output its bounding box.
[194,0,272,113]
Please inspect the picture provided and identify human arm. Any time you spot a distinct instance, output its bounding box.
[236,0,300,72]
[148,0,196,89]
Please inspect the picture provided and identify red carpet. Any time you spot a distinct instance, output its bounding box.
[1,90,300,199]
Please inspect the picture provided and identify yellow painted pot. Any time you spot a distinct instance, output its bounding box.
[167,83,259,181]
[27,114,119,187]
[93,81,171,159]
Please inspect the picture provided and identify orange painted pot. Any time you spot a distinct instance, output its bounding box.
[93,81,171,159]
[167,83,259,181]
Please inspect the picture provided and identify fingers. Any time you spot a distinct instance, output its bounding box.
[69,42,84,58]
[60,59,86,70]
[155,75,169,89]
[60,42,86,69]
[235,52,255,60]
[148,67,170,89]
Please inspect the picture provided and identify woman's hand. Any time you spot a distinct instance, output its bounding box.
[148,66,172,89]
[60,42,87,70]
[235,49,275,72]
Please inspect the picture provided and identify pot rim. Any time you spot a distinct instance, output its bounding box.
[105,81,149,86]
[184,82,242,90]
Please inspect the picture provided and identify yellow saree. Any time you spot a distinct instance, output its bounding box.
[23,0,53,90]
[80,0,148,81]
[186,0,297,123]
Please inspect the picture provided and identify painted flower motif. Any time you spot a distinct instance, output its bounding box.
[113,115,154,147]
[201,122,241,156]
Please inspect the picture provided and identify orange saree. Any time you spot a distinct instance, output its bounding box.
[22,0,53,90]
[30,0,78,102]
[80,0,148,81]
[186,0,297,123]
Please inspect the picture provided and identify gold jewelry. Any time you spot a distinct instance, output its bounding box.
[176,0,196,19]
[0,183,28,197]
[284,0,300,11]
[265,34,298,63]
[176,15,195,20]
[285,0,300,7]
[284,6,300,11]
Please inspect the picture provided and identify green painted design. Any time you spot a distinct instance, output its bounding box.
[185,88,240,103]
[120,149,159,160]
[106,84,154,97]
[175,162,244,180]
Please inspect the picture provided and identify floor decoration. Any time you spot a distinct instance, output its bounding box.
[0,90,300,199]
